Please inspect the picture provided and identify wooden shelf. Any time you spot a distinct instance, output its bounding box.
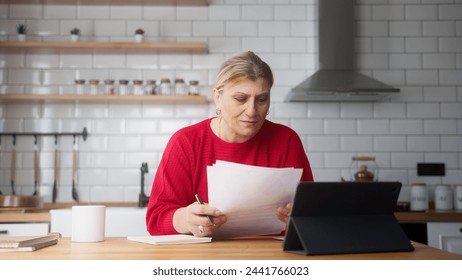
[0,41,208,54]
[0,94,209,104]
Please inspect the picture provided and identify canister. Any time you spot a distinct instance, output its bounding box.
[410,183,428,211]
[454,185,462,211]
[434,184,453,211]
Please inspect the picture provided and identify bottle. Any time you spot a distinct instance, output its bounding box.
[435,184,453,211]
[132,80,144,95]
[174,78,186,95]
[104,79,115,95]
[74,79,86,95]
[89,79,100,95]
[454,185,462,211]
[160,78,171,95]
[410,183,429,212]
[118,80,129,96]
[144,80,157,95]
[188,80,200,95]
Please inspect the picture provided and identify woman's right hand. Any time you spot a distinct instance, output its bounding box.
[173,202,227,237]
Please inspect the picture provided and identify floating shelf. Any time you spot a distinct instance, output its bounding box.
[0,41,208,54]
[0,94,209,104]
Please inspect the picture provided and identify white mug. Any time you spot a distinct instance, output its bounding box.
[72,205,106,242]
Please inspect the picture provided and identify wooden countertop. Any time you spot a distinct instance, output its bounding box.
[1,237,460,260]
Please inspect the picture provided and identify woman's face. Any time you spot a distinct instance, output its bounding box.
[214,78,270,143]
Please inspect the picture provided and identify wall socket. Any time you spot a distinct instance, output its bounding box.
[417,163,445,176]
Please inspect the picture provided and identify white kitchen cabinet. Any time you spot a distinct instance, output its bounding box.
[427,222,462,255]
[0,223,49,236]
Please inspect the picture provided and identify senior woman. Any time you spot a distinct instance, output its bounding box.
[146,51,313,237]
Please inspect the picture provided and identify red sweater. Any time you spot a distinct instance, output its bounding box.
[146,118,314,235]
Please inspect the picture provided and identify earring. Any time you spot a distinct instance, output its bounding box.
[216,108,221,115]
[267,110,270,115]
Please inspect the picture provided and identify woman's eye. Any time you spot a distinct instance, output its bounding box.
[258,97,268,103]
[235,97,246,102]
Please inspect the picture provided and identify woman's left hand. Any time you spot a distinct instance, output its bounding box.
[276,203,292,225]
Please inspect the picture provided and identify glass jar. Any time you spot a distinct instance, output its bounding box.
[160,78,171,95]
[133,80,144,95]
[104,79,115,95]
[118,80,129,96]
[89,79,100,95]
[74,79,86,95]
[435,184,453,211]
[174,78,186,95]
[410,183,428,212]
[145,80,157,95]
[188,80,200,95]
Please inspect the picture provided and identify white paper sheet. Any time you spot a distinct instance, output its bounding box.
[207,160,303,239]
[127,235,211,245]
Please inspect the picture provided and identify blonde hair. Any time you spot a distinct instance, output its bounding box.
[214,51,273,94]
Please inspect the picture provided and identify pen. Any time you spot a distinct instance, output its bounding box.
[195,194,215,225]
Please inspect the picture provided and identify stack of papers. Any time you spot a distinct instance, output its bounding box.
[207,160,303,239]
[128,235,211,245]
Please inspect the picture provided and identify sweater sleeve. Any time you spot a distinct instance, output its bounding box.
[286,129,314,182]
[146,132,195,235]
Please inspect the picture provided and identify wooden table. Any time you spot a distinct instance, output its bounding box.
[1,237,461,260]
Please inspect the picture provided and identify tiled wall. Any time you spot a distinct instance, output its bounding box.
[0,0,461,203]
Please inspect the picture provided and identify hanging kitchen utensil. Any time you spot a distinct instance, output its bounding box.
[72,136,79,202]
[32,135,39,196]
[10,136,16,195]
[52,135,59,203]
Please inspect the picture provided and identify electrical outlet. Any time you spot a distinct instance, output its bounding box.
[417,163,445,176]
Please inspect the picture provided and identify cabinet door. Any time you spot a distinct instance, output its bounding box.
[427,222,462,255]
[0,223,50,236]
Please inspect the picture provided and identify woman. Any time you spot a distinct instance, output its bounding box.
[146,51,313,236]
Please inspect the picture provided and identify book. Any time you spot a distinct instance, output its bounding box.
[0,239,58,252]
[127,234,212,245]
[0,232,61,249]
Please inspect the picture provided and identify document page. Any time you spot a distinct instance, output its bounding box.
[207,161,303,239]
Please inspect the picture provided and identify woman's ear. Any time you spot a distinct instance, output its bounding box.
[212,88,221,107]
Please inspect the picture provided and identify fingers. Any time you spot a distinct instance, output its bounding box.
[276,203,292,224]
[187,202,226,237]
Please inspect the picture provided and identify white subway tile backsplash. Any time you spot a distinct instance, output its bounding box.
[308,136,340,152]
[258,22,290,37]
[440,70,462,86]
[390,21,421,36]
[423,21,455,36]
[374,136,406,151]
[226,21,257,37]
[341,103,373,118]
[242,5,273,20]
[324,120,356,135]
[407,136,440,151]
[405,5,437,20]
[209,5,240,20]
[424,119,457,135]
[358,120,389,135]
[1,1,461,201]
[341,136,373,152]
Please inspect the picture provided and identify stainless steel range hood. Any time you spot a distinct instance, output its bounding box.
[286,0,400,102]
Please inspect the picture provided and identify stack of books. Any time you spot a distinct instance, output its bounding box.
[0,232,61,252]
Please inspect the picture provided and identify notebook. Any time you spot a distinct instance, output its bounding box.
[127,234,212,245]
[283,181,414,255]
[0,232,60,252]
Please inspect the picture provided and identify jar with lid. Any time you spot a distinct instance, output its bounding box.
[104,79,115,95]
[435,184,453,211]
[118,80,129,96]
[188,80,200,95]
[174,78,186,95]
[74,79,86,95]
[160,78,171,95]
[133,80,144,95]
[454,185,462,211]
[89,79,100,95]
[410,183,428,212]
[144,80,157,95]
